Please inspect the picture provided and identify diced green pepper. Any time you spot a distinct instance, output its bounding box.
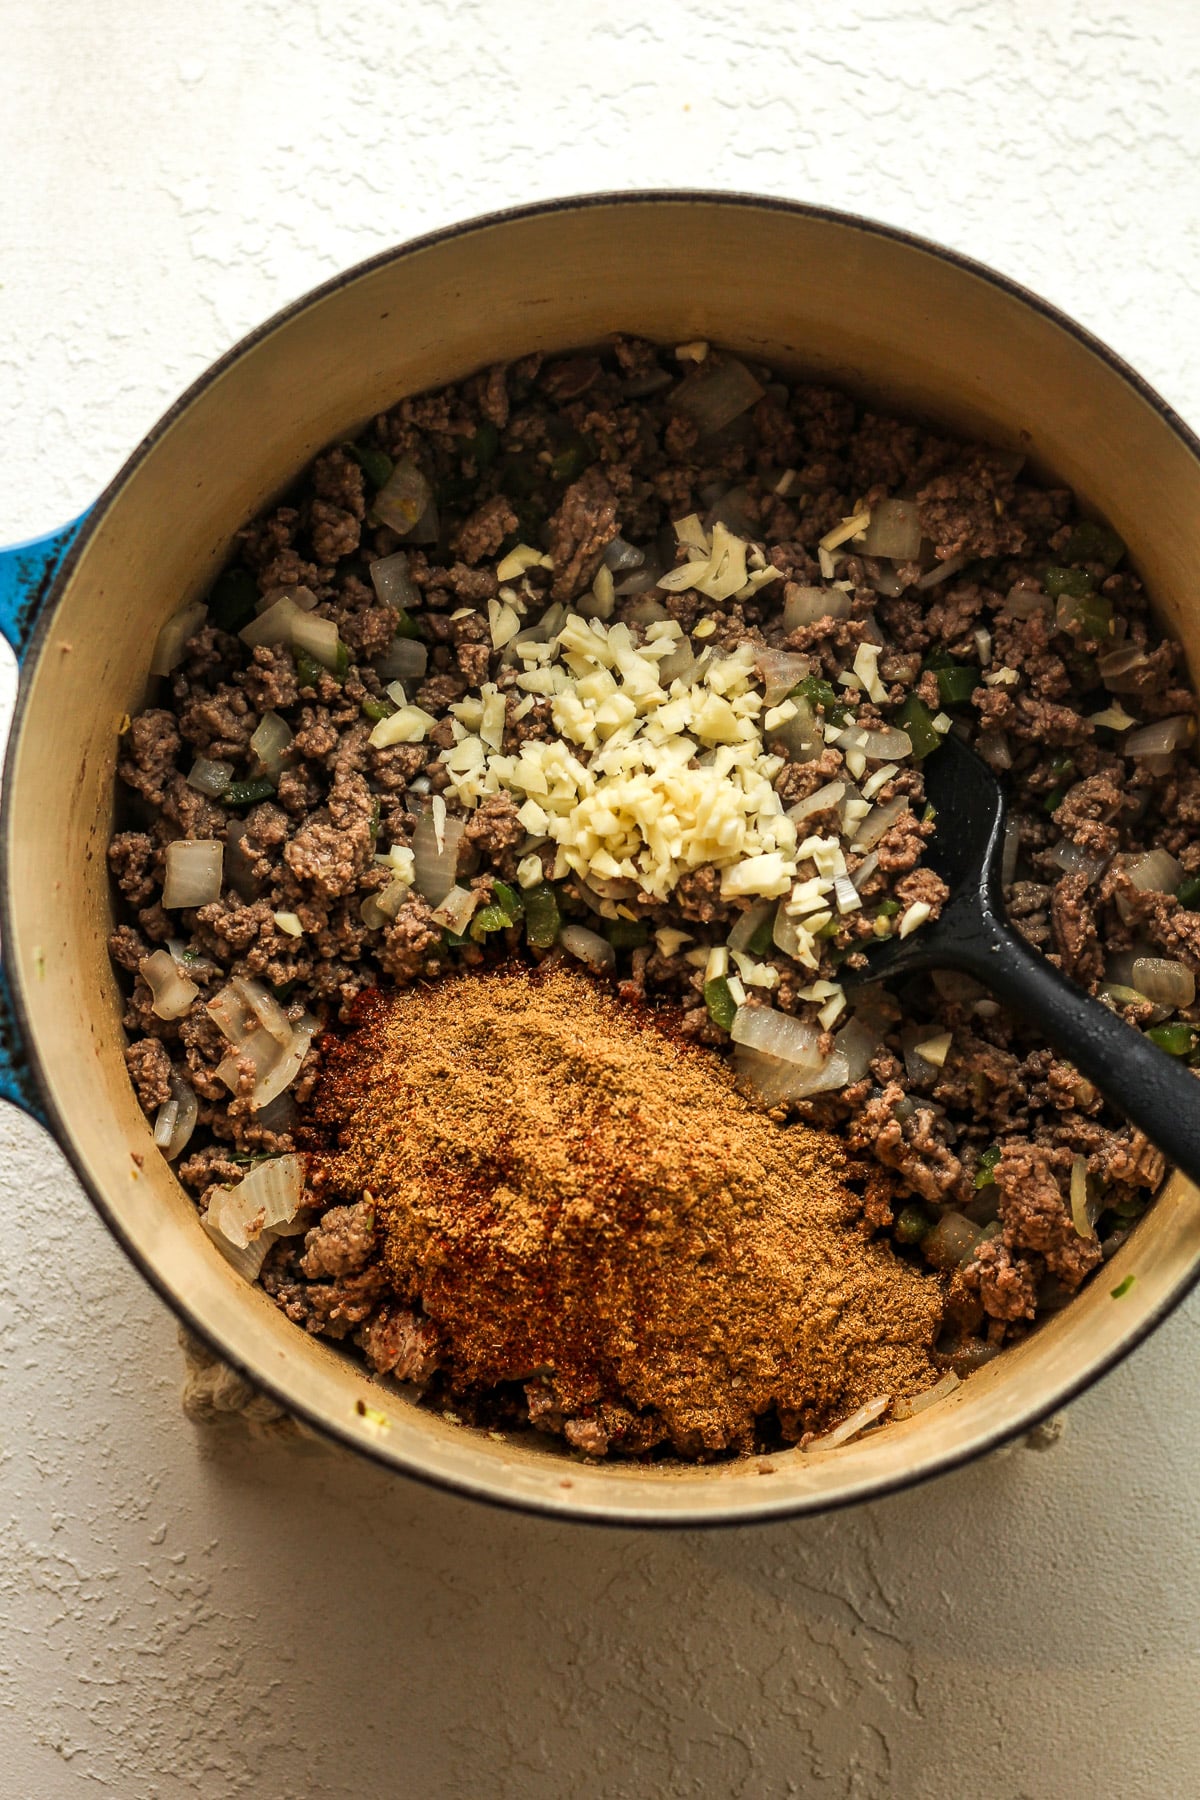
[894,1203,933,1245]
[606,918,650,950]
[523,884,561,949]
[442,928,470,949]
[792,674,851,727]
[1044,565,1095,601]
[704,975,738,1031]
[1176,875,1200,911]
[548,435,595,484]
[224,776,276,808]
[876,899,901,917]
[468,421,500,471]
[974,1144,1003,1189]
[491,879,524,922]
[933,661,980,708]
[361,697,394,724]
[469,903,513,942]
[392,608,423,642]
[1110,1274,1136,1299]
[1076,594,1114,641]
[895,694,943,759]
[294,648,326,690]
[335,640,352,680]
[1147,1022,1196,1056]
[342,441,394,489]
[209,568,259,634]
[745,911,776,958]
[813,916,840,939]
[1062,520,1125,569]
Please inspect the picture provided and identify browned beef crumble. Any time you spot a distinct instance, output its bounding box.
[109,337,1196,1453]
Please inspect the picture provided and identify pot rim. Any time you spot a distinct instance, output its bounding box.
[7,187,1200,1526]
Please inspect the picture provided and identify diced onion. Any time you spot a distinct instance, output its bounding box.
[150,602,207,677]
[233,975,294,1047]
[787,780,846,826]
[892,1371,960,1419]
[139,949,199,1020]
[803,1395,890,1452]
[976,731,1012,772]
[770,695,822,763]
[623,594,670,628]
[1003,584,1051,621]
[1047,840,1109,885]
[858,498,922,561]
[207,981,259,1047]
[603,536,645,572]
[850,850,880,892]
[672,357,764,434]
[922,1211,986,1270]
[187,757,233,797]
[1126,848,1185,895]
[726,900,775,954]
[835,1016,880,1084]
[732,1005,824,1069]
[291,610,341,671]
[853,796,909,851]
[206,1152,306,1251]
[162,839,223,909]
[1130,955,1195,1009]
[783,585,852,632]
[216,1027,281,1093]
[915,553,967,590]
[411,809,467,905]
[251,1015,317,1112]
[152,1098,178,1149]
[1098,644,1149,690]
[249,710,293,780]
[430,884,480,935]
[153,1071,198,1160]
[1124,715,1194,758]
[373,458,433,536]
[203,1216,273,1282]
[369,551,421,610]
[754,648,810,707]
[1070,1154,1094,1240]
[833,724,912,762]
[374,637,429,683]
[238,593,305,651]
[559,923,618,974]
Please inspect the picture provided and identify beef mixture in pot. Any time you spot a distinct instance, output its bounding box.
[109,337,1198,1458]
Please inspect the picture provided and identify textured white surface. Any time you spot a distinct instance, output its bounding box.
[3,3,1200,1794]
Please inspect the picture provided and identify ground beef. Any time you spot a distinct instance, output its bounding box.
[299,1200,377,1278]
[357,1306,441,1380]
[548,466,619,601]
[995,1143,1102,1287]
[125,1037,173,1113]
[452,494,518,564]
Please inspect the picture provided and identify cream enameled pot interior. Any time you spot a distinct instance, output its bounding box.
[10,197,1200,1523]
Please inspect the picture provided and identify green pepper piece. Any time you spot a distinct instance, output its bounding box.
[974,1144,1003,1189]
[548,434,595,484]
[224,776,276,808]
[1043,787,1067,816]
[1044,565,1095,600]
[335,641,352,681]
[894,1203,933,1245]
[813,916,840,939]
[1110,1274,1136,1299]
[294,648,326,690]
[876,899,901,918]
[209,568,259,634]
[491,879,525,922]
[392,608,423,642]
[469,903,512,943]
[1076,594,1114,641]
[342,441,394,489]
[361,697,394,724]
[468,421,500,471]
[1062,520,1125,569]
[1175,875,1200,911]
[442,928,470,949]
[523,884,561,949]
[1147,1022,1196,1056]
[606,918,650,950]
[895,694,942,759]
[745,911,776,958]
[934,661,980,708]
[703,976,738,1031]
[792,673,851,727]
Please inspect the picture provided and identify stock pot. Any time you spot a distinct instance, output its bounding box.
[3,193,1199,1524]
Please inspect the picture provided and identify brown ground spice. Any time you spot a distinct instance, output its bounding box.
[307,963,944,1459]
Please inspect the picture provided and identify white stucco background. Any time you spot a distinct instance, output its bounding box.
[3,3,1199,1794]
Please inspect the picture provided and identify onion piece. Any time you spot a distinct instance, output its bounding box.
[239,593,306,652]
[373,458,433,536]
[727,900,775,954]
[892,1371,961,1419]
[671,357,763,434]
[853,796,909,851]
[206,1152,306,1250]
[291,610,341,671]
[187,757,233,797]
[1130,955,1195,1009]
[207,982,258,1047]
[975,731,1012,772]
[164,1072,197,1159]
[153,1098,178,1149]
[922,1211,986,1270]
[369,551,421,610]
[1003,584,1050,621]
[150,602,207,677]
[786,780,846,826]
[1098,644,1149,690]
[915,553,967,590]
[603,535,645,573]
[732,1005,824,1069]
[754,648,810,706]
[850,850,880,892]
[162,839,224,909]
[1047,839,1109,885]
[623,594,670,628]
[770,695,822,763]
[249,710,293,781]
[858,498,921,561]
[1124,715,1194,758]
[783,585,852,632]
[1126,847,1185,895]
[833,724,912,762]
[834,1016,880,1084]
[374,637,428,683]
[803,1395,890,1452]
[203,1216,273,1282]
[216,1027,281,1094]
[1070,1154,1094,1240]
[233,975,294,1047]
[139,949,199,1020]
[559,923,618,974]
[251,1016,318,1112]
[411,809,467,905]
[430,884,480,936]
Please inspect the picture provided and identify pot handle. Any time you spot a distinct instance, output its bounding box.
[0,514,92,1124]
[0,512,91,664]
